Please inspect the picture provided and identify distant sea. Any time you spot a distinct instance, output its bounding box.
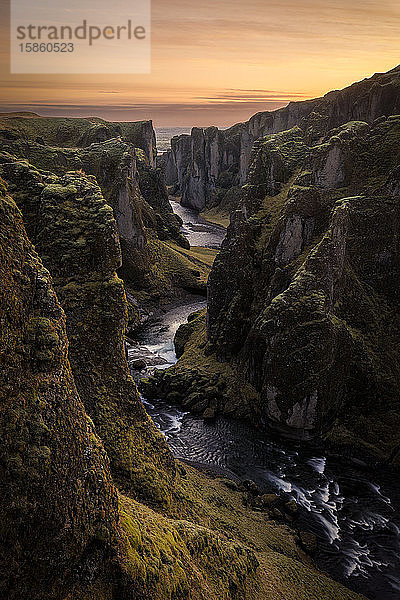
[155,127,192,153]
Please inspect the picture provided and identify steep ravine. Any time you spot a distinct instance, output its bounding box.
[2,114,373,600]
[131,203,400,600]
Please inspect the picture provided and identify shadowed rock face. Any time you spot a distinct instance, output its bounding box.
[0,182,120,599]
[0,132,188,287]
[0,160,176,505]
[168,65,400,213]
[168,124,242,212]
[157,147,178,185]
[136,156,190,249]
[238,195,391,439]
[207,117,400,445]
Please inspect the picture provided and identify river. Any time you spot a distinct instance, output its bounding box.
[127,201,400,600]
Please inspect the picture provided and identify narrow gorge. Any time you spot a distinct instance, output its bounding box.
[1,64,400,600]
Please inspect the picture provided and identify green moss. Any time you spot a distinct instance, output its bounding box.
[0,157,176,507]
[116,464,366,600]
[0,186,120,600]
[253,175,298,252]
[145,236,211,296]
[26,316,61,368]
[0,113,155,161]
[42,183,78,198]
[142,309,261,421]
[118,489,258,600]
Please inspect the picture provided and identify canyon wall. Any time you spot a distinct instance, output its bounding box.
[0,116,204,302]
[0,182,121,599]
[166,65,400,213]
[0,117,367,600]
[0,156,176,505]
[145,105,400,463]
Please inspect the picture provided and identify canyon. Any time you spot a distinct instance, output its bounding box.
[1,65,400,600]
[162,65,400,216]
[149,66,400,467]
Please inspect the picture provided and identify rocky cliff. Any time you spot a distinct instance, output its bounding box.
[144,112,400,465]
[167,65,400,215]
[0,157,176,504]
[0,181,120,599]
[0,113,156,165]
[165,124,243,213]
[0,115,205,305]
[0,168,366,599]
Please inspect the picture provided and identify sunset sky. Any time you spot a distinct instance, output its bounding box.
[1,0,400,126]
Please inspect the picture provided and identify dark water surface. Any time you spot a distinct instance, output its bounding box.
[170,200,226,249]
[128,203,400,600]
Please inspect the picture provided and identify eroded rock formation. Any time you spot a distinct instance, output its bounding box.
[167,65,400,215]
[0,182,120,598]
[145,110,400,464]
[0,159,176,504]
[0,116,204,303]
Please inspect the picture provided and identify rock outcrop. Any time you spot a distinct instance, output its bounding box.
[0,158,176,504]
[0,182,120,599]
[0,116,204,302]
[167,65,400,214]
[157,148,178,185]
[167,124,243,212]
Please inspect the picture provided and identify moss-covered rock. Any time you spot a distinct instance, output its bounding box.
[159,115,400,463]
[0,127,211,303]
[0,182,120,599]
[0,160,176,504]
[174,309,204,357]
[0,113,156,164]
[167,65,400,215]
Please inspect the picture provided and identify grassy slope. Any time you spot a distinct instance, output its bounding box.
[200,208,231,228]
[116,464,366,600]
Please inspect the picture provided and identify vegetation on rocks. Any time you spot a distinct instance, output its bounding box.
[0,113,156,164]
[0,159,176,504]
[0,178,366,599]
[154,110,400,465]
[0,115,212,314]
[0,182,119,599]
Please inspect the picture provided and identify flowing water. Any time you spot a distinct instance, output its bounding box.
[170,200,226,248]
[128,202,400,600]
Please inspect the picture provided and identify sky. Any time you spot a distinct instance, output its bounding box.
[0,0,400,127]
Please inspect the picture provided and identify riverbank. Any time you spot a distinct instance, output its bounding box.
[170,197,227,248]
[127,196,400,600]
